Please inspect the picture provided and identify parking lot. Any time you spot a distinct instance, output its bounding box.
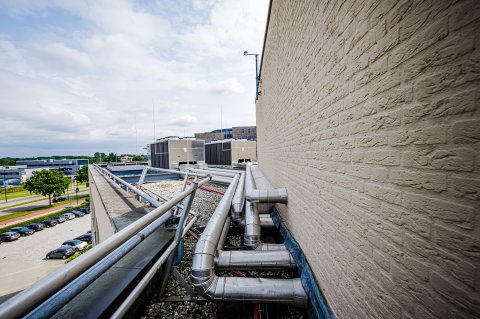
[0,214,91,300]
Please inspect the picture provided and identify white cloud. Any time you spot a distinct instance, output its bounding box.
[169,115,199,127]
[0,0,269,156]
[33,42,93,69]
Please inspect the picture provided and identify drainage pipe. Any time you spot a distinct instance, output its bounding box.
[191,173,307,306]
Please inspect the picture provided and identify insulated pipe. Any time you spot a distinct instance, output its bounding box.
[244,163,261,248]
[211,176,233,184]
[259,215,276,229]
[217,216,231,251]
[189,168,237,178]
[246,188,288,204]
[231,172,245,225]
[191,173,307,306]
[215,250,296,270]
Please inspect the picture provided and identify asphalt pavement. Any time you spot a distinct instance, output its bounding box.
[0,214,91,302]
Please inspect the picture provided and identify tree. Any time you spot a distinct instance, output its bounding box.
[76,165,88,184]
[132,155,145,161]
[24,170,68,206]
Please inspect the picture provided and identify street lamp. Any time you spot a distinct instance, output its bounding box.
[244,51,259,100]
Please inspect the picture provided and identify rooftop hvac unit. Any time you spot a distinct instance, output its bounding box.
[149,139,205,169]
[205,140,257,166]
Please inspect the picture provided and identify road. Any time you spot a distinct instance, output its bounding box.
[0,214,91,302]
[0,186,89,211]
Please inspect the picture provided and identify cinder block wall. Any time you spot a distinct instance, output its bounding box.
[256,1,480,318]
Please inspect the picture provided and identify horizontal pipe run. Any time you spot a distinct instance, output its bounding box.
[189,168,238,178]
[211,176,233,184]
[246,188,288,204]
[143,166,208,177]
[0,174,211,319]
[206,277,307,307]
[215,250,296,270]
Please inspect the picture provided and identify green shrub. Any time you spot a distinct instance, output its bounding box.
[65,244,93,263]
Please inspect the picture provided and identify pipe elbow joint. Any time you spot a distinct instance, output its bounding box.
[246,188,288,204]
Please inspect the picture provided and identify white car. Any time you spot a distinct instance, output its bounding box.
[61,240,88,251]
[61,213,75,220]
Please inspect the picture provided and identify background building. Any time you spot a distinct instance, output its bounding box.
[149,137,205,169]
[232,126,257,141]
[205,140,257,166]
[0,166,47,184]
[16,159,89,176]
[194,126,256,143]
[256,1,480,318]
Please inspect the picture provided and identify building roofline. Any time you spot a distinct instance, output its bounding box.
[258,0,273,86]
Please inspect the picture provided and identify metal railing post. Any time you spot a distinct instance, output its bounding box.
[158,178,198,296]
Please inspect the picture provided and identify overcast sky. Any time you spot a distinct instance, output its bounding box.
[0,0,269,157]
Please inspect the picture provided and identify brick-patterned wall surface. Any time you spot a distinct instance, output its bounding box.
[256,1,480,318]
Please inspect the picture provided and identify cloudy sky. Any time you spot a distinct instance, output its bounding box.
[0,0,269,157]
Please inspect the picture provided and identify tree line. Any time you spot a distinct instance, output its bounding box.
[0,153,146,166]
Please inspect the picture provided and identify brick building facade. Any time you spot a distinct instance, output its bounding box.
[256,1,480,318]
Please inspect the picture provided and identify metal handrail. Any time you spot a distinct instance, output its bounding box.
[0,166,211,319]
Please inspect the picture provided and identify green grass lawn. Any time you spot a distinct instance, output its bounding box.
[0,195,89,224]
[0,198,46,210]
[1,190,36,200]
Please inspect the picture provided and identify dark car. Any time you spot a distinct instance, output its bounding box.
[52,216,66,223]
[72,211,85,218]
[27,223,45,231]
[52,196,67,203]
[46,247,75,260]
[10,227,35,236]
[42,220,58,228]
[77,208,90,214]
[0,232,21,242]
[74,234,92,244]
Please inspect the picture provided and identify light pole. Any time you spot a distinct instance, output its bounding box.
[244,51,259,100]
[3,180,7,203]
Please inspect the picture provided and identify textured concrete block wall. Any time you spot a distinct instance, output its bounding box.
[256,0,480,318]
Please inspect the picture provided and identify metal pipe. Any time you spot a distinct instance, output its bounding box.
[217,217,231,251]
[191,172,307,306]
[211,176,233,184]
[189,168,238,178]
[244,164,261,248]
[145,166,207,177]
[0,175,211,319]
[231,172,245,225]
[259,215,276,229]
[215,250,296,270]
[246,188,288,204]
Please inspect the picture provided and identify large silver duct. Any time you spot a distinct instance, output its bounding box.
[215,250,295,270]
[246,188,288,204]
[191,173,307,306]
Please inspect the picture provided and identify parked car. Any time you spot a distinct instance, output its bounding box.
[52,216,66,223]
[46,247,75,260]
[77,208,90,214]
[61,213,75,220]
[10,227,35,236]
[27,223,45,231]
[0,232,21,242]
[74,234,92,244]
[71,211,85,218]
[62,240,88,251]
[42,220,58,228]
[64,205,73,209]
[52,196,67,203]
